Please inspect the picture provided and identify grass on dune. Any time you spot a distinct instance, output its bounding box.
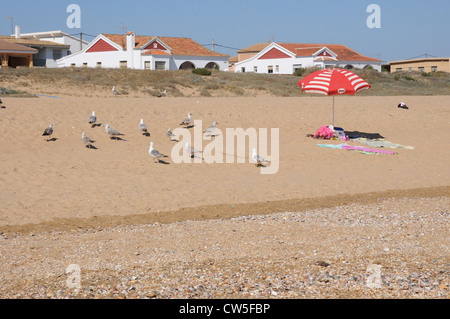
[1,67,449,97]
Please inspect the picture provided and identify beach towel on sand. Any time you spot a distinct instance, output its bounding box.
[351,137,414,150]
[318,144,396,155]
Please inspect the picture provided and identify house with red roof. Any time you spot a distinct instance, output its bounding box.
[56,32,229,71]
[232,42,382,74]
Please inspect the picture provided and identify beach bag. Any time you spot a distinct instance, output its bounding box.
[314,125,334,139]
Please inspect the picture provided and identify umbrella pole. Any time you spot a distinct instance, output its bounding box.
[332,96,335,127]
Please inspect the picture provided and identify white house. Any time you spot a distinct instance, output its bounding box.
[0,26,89,67]
[56,32,229,71]
[18,29,89,55]
[0,26,89,68]
[233,42,382,74]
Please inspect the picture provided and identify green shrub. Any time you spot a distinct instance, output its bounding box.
[293,66,321,77]
[192,68,212,76]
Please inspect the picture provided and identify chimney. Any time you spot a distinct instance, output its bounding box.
[126,31,135,51]
[15,25,20,39]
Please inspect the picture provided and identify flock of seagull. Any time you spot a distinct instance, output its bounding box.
[36,85,270,167]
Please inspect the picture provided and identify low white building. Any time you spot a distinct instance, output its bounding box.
[1,26,88,68]
[19,29,89,56]
[233,42,382,74]
[57,32,229,71]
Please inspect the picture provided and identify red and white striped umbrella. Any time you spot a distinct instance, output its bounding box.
[298,68,371,126]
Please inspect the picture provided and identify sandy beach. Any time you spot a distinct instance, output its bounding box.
[0,94,448,299]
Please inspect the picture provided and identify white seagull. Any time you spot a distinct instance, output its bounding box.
[139,119,148,134]
[89,111,97,127]
[180,113,192,127]
[167,128,177,140]
[149,142,168,163]
[82,131,95,148]
[112,86,121,96]
[105,123,124,139]
[158,90,167,98]
[252,148,271,167]
[42,124,54,140]
[203,121,219,136]
[185,141,203,158]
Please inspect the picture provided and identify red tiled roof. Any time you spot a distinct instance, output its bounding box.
[237,42,271,54]
[280,43,381,61]
[142,49,171,56]
[102,34,228,57]
[238,42,381,62]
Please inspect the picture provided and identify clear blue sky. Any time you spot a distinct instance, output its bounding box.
[2,0,449,62]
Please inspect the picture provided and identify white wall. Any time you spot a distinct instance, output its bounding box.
[38,36,84,55]
[235,56,381,74]
[235,56,314,74]
[58,50,130,68]
[336,61,382,72]
[33,47,68,68]
[58,48,229,71]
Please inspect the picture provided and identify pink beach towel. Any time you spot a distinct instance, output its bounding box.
[341,145,395,155]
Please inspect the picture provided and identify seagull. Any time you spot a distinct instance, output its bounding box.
[105,123,124,139]
[112,86,121,96]
[42,124,54,141]
[157,90,167,98]
[203,121,219,136]
[185,141,203,159]
[82,131,95,148]
[149,142,168,163]
[252,148,271,167]
[167,128,177,140]
[139,119,148,134]
[89,111,97,127]
[0,99,4,109]
[180,113,192,127]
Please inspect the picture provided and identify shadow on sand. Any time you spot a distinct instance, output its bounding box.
[110,137,126,141]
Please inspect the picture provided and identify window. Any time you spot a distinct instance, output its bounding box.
[275,65,279,72]
[53,49,62,60]
[254,66,258,73]
[82,63,88,68]
[155,61,166,70]
[293,64,302,73]
[268,66,273,74]
[418,67,425,72]
[120,61,127,69]
[432,66,438,72]
[97,62,102,68]
[396,68,402,72]
[408,67,412,72]
[241,67,245,73]
[71,63,76,68]
[144,61,151,70]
